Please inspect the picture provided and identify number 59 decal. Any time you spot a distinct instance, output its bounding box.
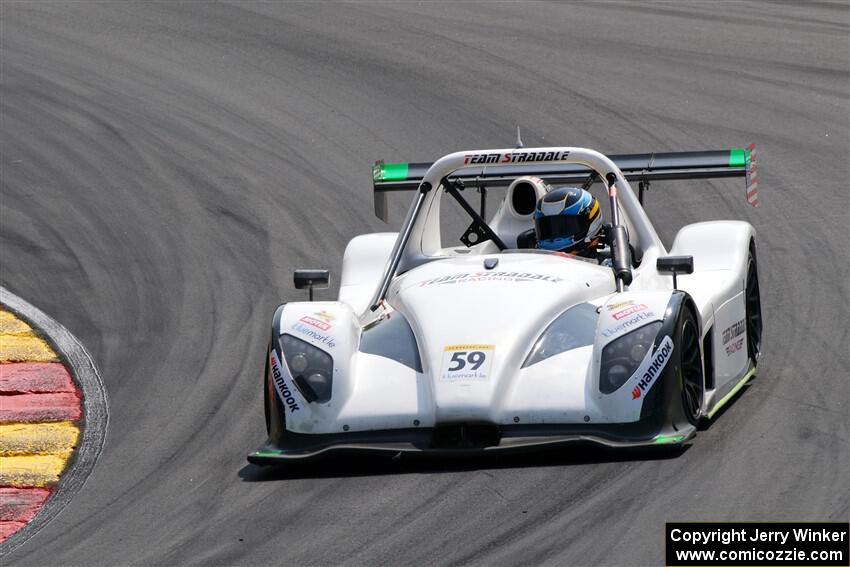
[441,344,495,381]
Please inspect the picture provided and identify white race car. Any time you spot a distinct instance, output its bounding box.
[249,144,761,463]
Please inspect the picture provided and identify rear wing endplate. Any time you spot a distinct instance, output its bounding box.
[372,145,758,221]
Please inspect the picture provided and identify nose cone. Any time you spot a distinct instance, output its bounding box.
[391,253,613,423]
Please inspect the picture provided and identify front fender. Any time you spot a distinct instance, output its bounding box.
[590,291,677,424]
[590,291,697,435]
[639,291,698,431]
[268,301,359,437]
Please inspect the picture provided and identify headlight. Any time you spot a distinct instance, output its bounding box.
[280,333,333,403]
[599,322,662,394]
[523,303,598,368]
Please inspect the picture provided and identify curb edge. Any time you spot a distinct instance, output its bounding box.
[0,287,109,557]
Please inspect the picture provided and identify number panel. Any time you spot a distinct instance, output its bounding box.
[440,344,495,381]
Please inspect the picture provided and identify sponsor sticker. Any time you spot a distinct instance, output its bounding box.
[606,300,635,311]
[418,272,563,287]
[315,310,335,323]
[725,338,744,355]
[299,310,336,331]
[612,303,648,321]
[722,319,745,344]
[601,311,656,338]
[291,322,337,348]
[629,335,675,401]
[270,351,301,413]
[722,319,746,356]
[441,344,495,381]
[299,316,330,331]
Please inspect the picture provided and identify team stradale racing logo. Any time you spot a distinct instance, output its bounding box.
[722,318,745,356]
[463,150,571,165]
[418,272,564,287]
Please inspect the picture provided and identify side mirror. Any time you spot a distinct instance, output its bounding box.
[293,269,330,301]
[656,256,694,290]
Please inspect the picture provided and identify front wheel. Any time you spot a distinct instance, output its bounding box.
[677,307,704,425]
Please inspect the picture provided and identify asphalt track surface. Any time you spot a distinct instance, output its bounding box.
[1,2,848,565]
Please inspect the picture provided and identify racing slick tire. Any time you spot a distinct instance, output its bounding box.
[264,342,291,444]
[745,241,763,365]
[676,306,704,426]
[263,345,271,435]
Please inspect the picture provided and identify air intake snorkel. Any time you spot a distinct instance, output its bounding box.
[606,172,633,292]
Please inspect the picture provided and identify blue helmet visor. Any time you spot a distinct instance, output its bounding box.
[534,214,592,243]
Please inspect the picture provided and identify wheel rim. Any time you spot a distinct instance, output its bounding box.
[681,318,703,423]
[746,257,762,362]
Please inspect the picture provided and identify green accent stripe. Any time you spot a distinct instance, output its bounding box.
[653,434,686,444]
[376,162,409,182]
[707,366,756,419]
[252,449,285,457]
[729,148,747,167]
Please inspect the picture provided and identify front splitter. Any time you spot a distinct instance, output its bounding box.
[247,423,696,465]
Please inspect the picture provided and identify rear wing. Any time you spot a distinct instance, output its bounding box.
[372,145,758,221]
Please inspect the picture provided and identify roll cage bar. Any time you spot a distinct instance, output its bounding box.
[369,147,654,311]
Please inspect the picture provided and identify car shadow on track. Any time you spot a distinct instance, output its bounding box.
[238,443,690,482]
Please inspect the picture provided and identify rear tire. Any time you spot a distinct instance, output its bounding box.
[745,243,763,364]
[677,307,704,425]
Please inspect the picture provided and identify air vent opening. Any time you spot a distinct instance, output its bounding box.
[703,329,715,390]
[511,182,537,216]
[431,423,501,449]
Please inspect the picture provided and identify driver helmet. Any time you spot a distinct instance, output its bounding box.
[533,186,603,256]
